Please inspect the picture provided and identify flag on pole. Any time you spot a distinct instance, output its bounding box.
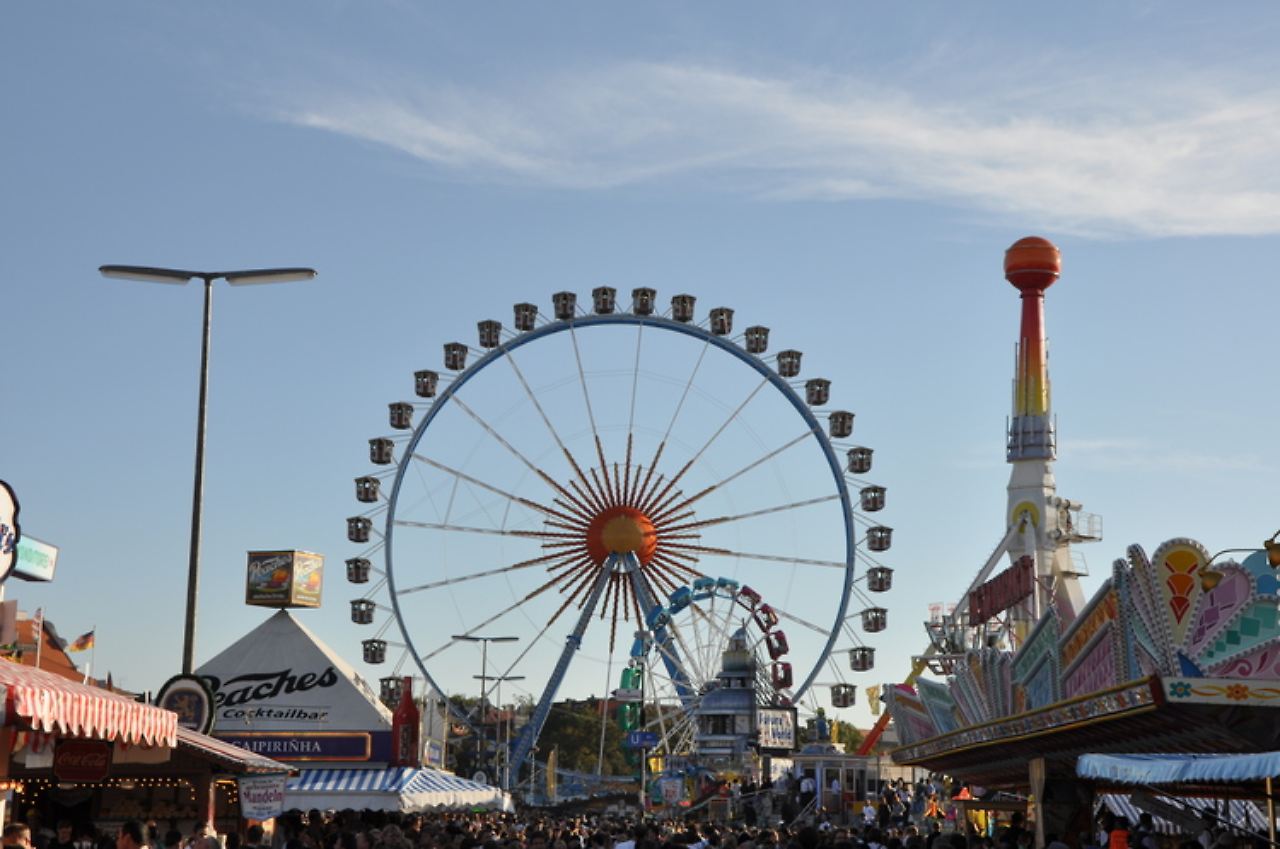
[32,608,44,668]
[67,631,95,652]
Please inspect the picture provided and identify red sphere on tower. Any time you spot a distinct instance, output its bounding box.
[1004,236,1061,293]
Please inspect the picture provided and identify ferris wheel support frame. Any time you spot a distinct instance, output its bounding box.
[381,312,859,774]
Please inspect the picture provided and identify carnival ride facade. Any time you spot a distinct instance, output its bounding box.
[880,237,1280,836]
[343,287,894,788]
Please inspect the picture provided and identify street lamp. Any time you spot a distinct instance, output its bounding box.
[475,672,525,790]
[100,264,316,674]
[1199,532,1280,591]
[452,634,518,783]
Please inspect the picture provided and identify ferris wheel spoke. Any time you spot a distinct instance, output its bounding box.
[409,453,587,528]
[661,542,847,569]
[626,324,644,477]
[612,461,625,509]
[397,549,585,595]
[450,396,598,524]
[567,325,619,510]
[623,435,636,505]
[418,564,588,663]
[649,430,815,524]
[394,519,580,542]
[661,493,840,534]
[569,478,608,516]
[633,338,711,509]
[650,553,704,582]
[499,344,612,511]
[770,603,835,638]
[639,378,769,516]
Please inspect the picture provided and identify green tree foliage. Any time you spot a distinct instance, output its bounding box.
[537,698,632,776]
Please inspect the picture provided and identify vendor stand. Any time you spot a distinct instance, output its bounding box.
[885,541,1280,845]
[0,661,290,834]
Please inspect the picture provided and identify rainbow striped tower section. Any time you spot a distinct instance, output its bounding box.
[1003,237,1096,620]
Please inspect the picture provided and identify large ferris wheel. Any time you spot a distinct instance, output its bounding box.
[344,287,893,780]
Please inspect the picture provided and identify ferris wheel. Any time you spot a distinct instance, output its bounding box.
[344,287,893,779]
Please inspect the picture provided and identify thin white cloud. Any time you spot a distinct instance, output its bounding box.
[1061,437,1265,473]
[268,62,1280,238]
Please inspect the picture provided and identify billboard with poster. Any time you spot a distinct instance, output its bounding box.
[246,550,324,608]
[757,707,797,752]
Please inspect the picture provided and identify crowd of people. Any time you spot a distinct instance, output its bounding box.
[0,789,1269,849]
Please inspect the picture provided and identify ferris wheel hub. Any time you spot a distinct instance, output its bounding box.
[586,505,658,565]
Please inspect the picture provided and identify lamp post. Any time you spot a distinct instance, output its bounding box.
[452,634,518,782]
[475,673,525,790]
[100,265,316,674]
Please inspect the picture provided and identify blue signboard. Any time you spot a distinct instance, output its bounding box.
[219,731,390,762]
[626,731,659,749]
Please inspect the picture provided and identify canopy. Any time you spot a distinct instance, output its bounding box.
[176,726,291,775]
[1098,794,1267,835]
[1078,752,1280,785]
[0,660,176,747]
[284,767,513,813]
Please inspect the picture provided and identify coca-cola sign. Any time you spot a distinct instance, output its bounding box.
[54,739,111,782]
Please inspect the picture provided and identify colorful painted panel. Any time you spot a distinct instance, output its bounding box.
[916,677,961,735]
[1063,626,1118,699]
[1061,584,1119,673]
[885,684,938,746]
[1192,601,1280,670]
[892,537,1280,756]
[1184,566,1254,660]
[1149,539,1210,651]
[1164,677,1280,706]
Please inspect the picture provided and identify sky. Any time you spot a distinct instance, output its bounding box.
[4,2,1280,739]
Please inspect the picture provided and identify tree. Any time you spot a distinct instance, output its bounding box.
[536,698,632,775]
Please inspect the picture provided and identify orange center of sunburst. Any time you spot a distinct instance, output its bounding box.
[585,506,658,566]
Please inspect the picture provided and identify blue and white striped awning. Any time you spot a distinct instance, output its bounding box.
[285,767,512,813]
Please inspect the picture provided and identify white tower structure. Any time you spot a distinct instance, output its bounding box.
[1002,237,1099,623]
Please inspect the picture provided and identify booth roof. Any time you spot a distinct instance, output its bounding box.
[1079,751,1280,785]
[285,766,513,813]
[0,659,176,747]
[176,726,292,775]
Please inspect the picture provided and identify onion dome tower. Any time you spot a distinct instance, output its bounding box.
[1004,237,1099,621]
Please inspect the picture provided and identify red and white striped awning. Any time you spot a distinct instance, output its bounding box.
[0,661,176,747]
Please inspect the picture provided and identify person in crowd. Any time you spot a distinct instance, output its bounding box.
[1108,817,1131,849]
[4,826,33,849]
[117,824,145,849]
[49,823,75,849]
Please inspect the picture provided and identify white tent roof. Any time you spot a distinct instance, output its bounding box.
[197,610,391,734]
[285,767,513,813]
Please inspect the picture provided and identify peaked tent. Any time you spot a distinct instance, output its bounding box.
[196,610,393,764]
[285,766,513,812]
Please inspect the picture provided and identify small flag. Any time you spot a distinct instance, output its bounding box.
[67,631,95,653]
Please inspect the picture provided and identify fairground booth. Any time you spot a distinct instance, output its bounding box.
[0,482,291,833]
[0,648,292,832]
[196,551,511,813]
[886,540,1280,844]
